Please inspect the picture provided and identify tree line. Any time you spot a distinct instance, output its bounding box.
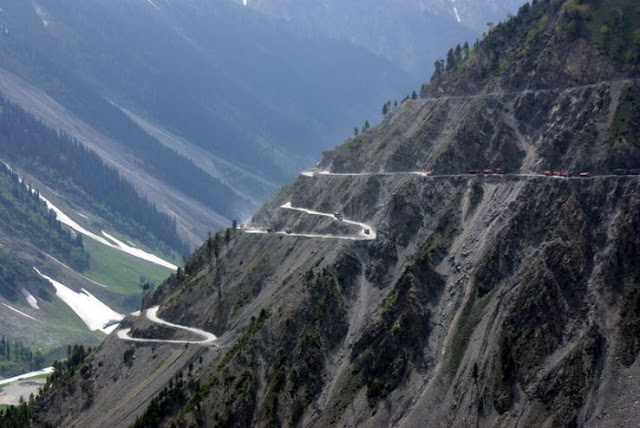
[0,96,189,255]
[0,164,87,270]
[0,344,91,428]
[0,336,47,377]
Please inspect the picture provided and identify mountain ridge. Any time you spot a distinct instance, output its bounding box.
[24,1,640,427]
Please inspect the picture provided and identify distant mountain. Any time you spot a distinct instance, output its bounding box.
[0,0,411,245]
[245,0,527,76]
[28,1,640,427]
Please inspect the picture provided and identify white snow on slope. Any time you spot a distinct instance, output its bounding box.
[38,194,177,270]
[0,367,54,386]
[21,288,39,309]
[34,5,49,28]
[34,268,123,334]
[453,7,461,23]
[101,231,176,270]
[2,303,37,321]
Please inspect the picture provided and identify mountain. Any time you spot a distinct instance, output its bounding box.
[0,94,182,360]
[245,0,527,77]
[22,0,640,427]
[0,0,411,246]
[0,0,424,381]
[0,163,109,375]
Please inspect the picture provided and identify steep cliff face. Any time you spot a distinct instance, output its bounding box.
[32,1,640,427]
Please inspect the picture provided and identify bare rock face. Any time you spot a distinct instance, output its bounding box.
[32,1,640,427]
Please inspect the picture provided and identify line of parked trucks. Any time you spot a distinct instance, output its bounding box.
[465,168,640,176]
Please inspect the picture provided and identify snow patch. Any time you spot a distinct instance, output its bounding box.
[34,267,124,334]
[101,231,177,270]
[21,289,39,310]
[2,303,37,321]
[146,0,160,10]
[34,5,49,28]
[38,194,176,270]
[453,7,462,23]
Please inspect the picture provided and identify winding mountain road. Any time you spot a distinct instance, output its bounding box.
[116,168,637,345]
[117,306,217,345]
[243,202,376,241]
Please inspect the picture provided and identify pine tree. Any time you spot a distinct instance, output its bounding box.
[431,59,444,81]
[454,44,463,63]
[446,48,456,71]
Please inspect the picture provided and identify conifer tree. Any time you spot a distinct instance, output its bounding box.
[454,44,463,63]
[431,59,444,81]
[446,48,456,71]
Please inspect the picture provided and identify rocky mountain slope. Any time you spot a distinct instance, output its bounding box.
[30,1,640,426]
